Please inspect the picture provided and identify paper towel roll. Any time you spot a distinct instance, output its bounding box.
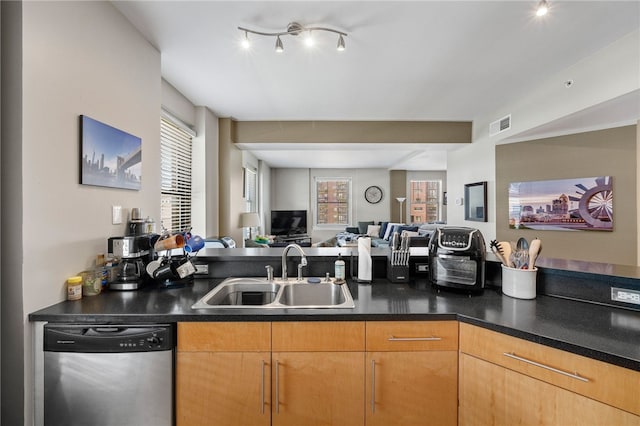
[358,237,372,282]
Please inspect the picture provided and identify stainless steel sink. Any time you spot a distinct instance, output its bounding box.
[192,277,355,309]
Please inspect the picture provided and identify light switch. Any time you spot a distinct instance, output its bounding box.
[112,205,123,224]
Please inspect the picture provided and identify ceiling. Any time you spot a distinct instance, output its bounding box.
[113,1,640,169]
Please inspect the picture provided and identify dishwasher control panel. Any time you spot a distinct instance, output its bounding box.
[44,324,175,353]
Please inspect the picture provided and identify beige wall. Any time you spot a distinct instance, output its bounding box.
[390,170,407,222]
[496,125,637,265]
[1,2,161,423]
[218,118,245,244]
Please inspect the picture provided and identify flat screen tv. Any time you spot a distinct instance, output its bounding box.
[271,210,308,236]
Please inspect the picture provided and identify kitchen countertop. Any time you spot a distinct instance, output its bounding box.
[29,277,640,372]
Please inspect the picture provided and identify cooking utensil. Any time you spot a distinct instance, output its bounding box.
[498,241,513,268]
[516,237,529,252]
[528,238,542,268]
[490,239,508,265]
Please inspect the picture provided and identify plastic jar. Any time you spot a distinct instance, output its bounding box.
[67,276,83,300]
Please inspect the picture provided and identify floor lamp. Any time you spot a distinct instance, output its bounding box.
[396,197,406,223]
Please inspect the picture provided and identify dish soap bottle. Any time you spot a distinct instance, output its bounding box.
[334,253,345,284]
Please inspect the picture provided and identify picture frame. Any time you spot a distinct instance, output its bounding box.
[508,176,612,231]
[80,115,142,190]
[464,181,487,222]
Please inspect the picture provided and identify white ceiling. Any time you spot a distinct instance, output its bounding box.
[113,1,640,169]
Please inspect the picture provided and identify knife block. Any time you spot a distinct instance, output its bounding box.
[387,250,410,283]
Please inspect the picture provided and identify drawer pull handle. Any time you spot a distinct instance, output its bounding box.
[388,336,442,341]
[503,352,590,383]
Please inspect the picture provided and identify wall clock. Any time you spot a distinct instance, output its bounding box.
[364,185,383,204]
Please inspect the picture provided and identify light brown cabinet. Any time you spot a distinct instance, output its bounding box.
[177,321,365,426]
[459,323,640,426]
[365,321,458,426]
[176,322,271,426]
[271,321,366,426]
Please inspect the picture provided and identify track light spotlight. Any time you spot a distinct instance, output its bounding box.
[238,22,348,53]
[241,31,250,49]
[536,0,549,16]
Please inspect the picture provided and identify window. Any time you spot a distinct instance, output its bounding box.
[315,177,351,227]
[409,180,441,223]
[160,116,193,233]
[243,167,258,239]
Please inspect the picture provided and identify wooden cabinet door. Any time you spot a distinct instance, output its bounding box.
[271,352,365,426]
[176,352,271,426]
[366,351,458,426]
[459,353,640,426]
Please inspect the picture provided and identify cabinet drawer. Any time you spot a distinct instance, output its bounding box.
[366,321,458,351]
[460,323,640,416]
[272,321,365,351]
[178,322,271,352]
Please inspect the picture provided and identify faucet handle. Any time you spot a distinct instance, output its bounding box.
[265,265,274,282]
[297,263,304,281]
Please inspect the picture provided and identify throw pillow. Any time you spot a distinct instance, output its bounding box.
[383,222,404,240]
[366,225,381,237]
[379,221,389,238]
[358,221,374,234]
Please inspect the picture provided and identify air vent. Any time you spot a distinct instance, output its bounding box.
[489,114,511,136]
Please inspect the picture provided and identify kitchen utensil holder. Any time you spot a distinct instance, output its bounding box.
[501,265,537,299]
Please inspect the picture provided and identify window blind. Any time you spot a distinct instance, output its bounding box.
[160,117,192,233]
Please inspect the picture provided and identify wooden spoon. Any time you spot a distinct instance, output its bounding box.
[528,238,541,268]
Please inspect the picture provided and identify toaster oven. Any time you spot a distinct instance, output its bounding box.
[428,227,486,291]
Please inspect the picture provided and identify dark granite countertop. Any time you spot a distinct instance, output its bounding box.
[29,277,640,372]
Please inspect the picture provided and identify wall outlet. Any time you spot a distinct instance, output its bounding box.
[112,205,123,225]
[611,287,640,305]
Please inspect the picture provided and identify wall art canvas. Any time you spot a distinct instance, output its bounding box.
[80,115,142,190]
[509,176,612,231]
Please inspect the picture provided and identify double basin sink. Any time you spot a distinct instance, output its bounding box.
[192,277,356,309]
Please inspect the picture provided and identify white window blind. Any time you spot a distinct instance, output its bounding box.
[160,117,192,233]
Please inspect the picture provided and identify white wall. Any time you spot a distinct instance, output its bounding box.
[13,2,161,424]
[448,29,640,244]
[192,107,219,237]
[269,168,391,243]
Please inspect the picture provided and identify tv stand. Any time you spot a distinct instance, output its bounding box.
[269,235,311,247]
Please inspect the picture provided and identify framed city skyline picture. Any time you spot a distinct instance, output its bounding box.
[80,115,142,190]
[508,176,613,231]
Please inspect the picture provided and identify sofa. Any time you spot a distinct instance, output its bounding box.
[337,221,442,248]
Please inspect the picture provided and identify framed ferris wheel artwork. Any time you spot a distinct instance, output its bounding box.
[508,176,613,231]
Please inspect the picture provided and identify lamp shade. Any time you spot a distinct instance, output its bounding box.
[240,212,261,228]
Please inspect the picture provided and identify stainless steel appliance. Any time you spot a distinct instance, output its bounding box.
[43,324,174,426]
[108,235,153,290]
[429,226,486,291]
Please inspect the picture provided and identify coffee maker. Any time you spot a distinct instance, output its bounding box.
[108,235,153,290]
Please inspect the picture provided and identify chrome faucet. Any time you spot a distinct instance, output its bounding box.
[282,243,307,281]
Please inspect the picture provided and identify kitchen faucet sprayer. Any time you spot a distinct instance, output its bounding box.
[282,244,307,281]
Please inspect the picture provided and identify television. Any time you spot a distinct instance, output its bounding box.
[271,210,308,236]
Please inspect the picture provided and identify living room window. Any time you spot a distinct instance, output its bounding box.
[410,180,441,223]
[160,116,194,233]
[315,177,351,227]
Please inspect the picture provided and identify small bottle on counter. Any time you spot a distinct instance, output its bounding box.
[67,276,83,300]
[334,253,345,283]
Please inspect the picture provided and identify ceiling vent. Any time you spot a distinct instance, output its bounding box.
[489,114,511,136]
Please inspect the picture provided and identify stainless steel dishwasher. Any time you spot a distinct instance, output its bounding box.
[43,324,174,426]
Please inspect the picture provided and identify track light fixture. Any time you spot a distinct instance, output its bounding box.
[536,0,549,16]
[238,21,348,52]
